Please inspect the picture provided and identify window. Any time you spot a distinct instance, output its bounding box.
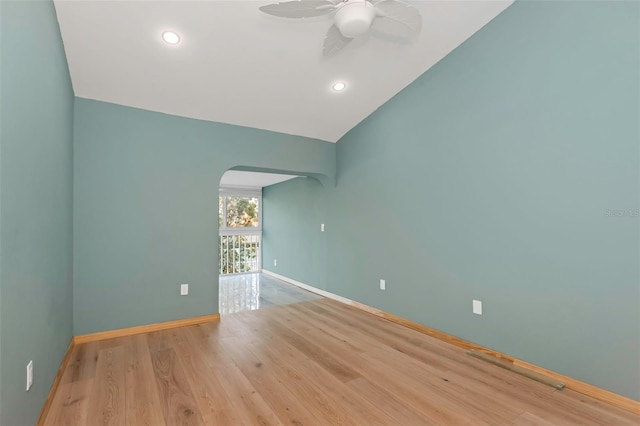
[218,187,262,275]
[219,195,260,229]
[218,188,261,231]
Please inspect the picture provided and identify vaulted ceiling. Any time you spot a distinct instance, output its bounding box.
[54,0,513,142]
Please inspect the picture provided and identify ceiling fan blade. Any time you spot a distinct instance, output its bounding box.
[259,1,336,18]
[374,0,422,36]
[305,0,343,4]
[371,15,414,40]
[323,24,353,57]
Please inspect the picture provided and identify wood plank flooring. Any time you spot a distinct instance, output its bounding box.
[43,280,640,425]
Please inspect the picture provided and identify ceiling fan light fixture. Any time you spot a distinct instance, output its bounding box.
[257,0,423,56]
[334,1,376,38]
[332,82,346,91]
[162,31,181,45]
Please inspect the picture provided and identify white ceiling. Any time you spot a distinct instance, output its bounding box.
[54,0,513,143]
[220,171,299,188]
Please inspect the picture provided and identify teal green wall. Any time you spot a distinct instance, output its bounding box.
[263,1,640,399]
[326,1,639,399]
[73,99,335,335]
[0,1,74,424]
[263,177,327,289]
[0,1,635,420]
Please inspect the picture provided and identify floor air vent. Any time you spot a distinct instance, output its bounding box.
[467,350,566,390]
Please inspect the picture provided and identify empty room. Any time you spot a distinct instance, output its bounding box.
[1,0,639,424]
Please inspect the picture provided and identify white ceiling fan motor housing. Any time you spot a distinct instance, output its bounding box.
[334,1,377,38]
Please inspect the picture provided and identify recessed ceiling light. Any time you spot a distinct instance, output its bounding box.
[332,82,346,92]
[162,31,180,45]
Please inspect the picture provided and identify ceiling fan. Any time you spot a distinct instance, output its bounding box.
[259,0,423,56]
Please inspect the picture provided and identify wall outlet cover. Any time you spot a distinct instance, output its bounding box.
[180,284,189,296]
[473,300,482,315]
[26,360,33,391]
[380,279,386,291]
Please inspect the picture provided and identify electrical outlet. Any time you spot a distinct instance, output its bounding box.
[26,360,33,391]
[274,259,277,266]
[380,279,386,291]
[180,284,189,296]
[473,300,482,315]
[321,223,325,232]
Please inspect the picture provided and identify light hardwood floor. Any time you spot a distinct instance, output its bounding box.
[43,278,639,425]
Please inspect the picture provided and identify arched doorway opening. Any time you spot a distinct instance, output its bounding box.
[217,168,326,314]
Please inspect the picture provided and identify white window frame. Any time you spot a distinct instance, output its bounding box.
[218,186,263,274]
[218,186,262,234]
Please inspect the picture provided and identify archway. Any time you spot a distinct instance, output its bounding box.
[217,167,327,314]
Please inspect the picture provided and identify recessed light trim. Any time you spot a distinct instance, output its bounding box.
[162,31,181,45]
[332,82,346,92]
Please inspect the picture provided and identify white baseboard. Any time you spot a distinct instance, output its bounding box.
[261,269,354,305]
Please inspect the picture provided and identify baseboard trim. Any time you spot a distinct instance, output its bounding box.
[262,269,640,414]
[36,338,75,426]
[73,314,221,344]
[262,269,353,305]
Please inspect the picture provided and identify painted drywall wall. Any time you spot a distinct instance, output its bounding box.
[1,3,3,419]
[0,1,74,424]
[73,98,335,335]
[263,177,327,289]
[323,0,639,399]
[0,3,3,420]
